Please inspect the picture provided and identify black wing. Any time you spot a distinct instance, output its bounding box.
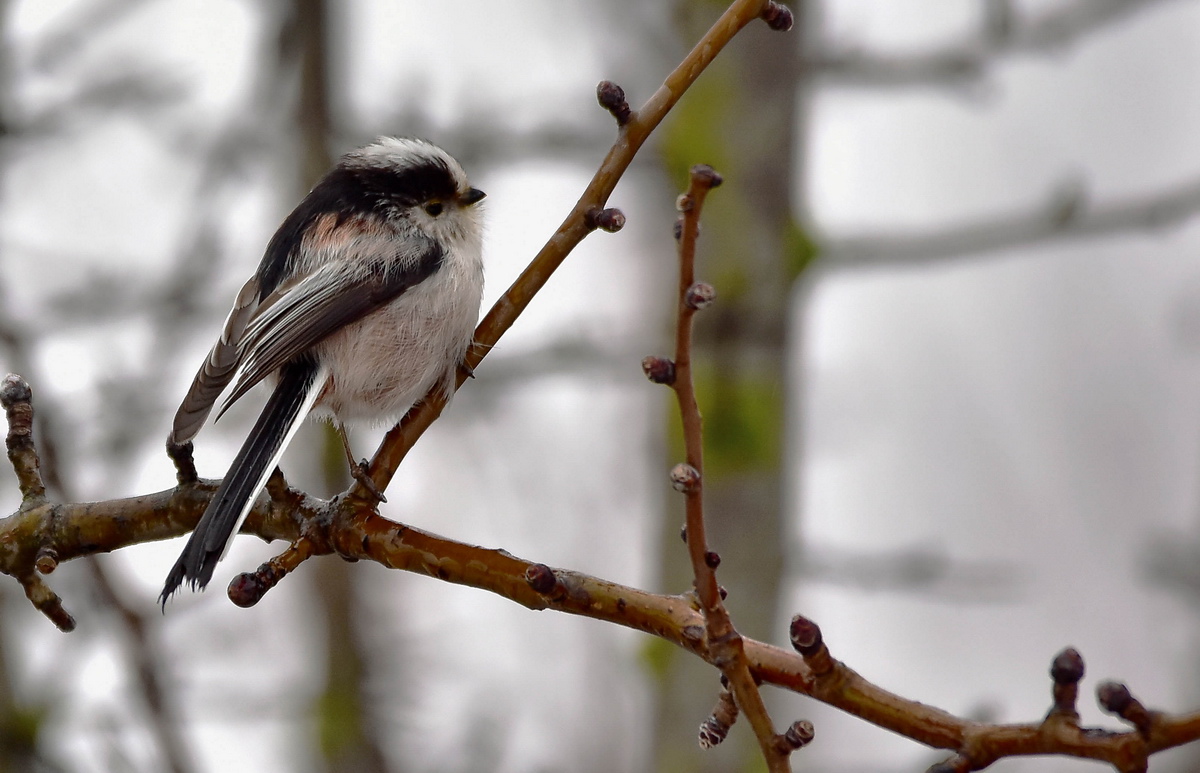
[218,230,443,413]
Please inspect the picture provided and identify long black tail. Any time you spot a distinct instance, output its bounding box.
[160,360,323,606]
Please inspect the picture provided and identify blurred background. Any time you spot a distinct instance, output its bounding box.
[1,1,1200,771]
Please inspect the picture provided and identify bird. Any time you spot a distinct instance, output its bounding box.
[160,137,485,606]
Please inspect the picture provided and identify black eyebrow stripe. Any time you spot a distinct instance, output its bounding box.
[252,157,459,298]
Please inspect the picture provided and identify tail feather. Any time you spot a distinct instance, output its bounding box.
[161,359,324,607]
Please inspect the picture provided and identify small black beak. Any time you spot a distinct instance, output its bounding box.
[461,187,486,206]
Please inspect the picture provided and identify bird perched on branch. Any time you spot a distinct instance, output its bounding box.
[160,137,485,606]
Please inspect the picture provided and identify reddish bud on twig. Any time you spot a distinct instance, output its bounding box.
[1050,646,1085,715]
[690,164,723,189]
[718,585,728,600]
[670,463,701,493]
[775,719,815,752]
[761,2,794,31]
[35,548,58,575]
[790,614,835,676]
[704,551,721,569]
[1097,681,1133,715]
[698,689,739,749]
[642,356,676,385]
[1051,647,1085,684]
[2,373,46,501]
[525,563,558,594]
[698,717,729,749]
[587,207,626,233]
[596,80,632,126]
[228,570,272,608]
[789,614,822,655]
[685,282,717,310]
[1,374,31,406]
[1097,681,1154,736]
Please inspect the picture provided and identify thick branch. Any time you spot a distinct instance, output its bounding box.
[2,469,1199,768]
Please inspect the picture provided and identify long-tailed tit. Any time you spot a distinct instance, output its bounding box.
[160,137,485,605]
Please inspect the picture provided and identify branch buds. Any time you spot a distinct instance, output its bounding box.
[641,356,676,385]
[689,164,724,190]
[685,282,716,310]
[524,562,560,595]
[761,2,795,31]
[228,566,281,608]
[1050,647,1085,685]
[775,719,815,753]
[587,206,626,233]
[790,614,834,676]
[1097,681,1154,736]
[1049,646,1084,715]
[1,373,32,407]
[670,463,701,494]
[1097,681,1133,715]
[596,80,632,126]
[34,547,58,575]
[788,614,822,656]
[698,688,739,749]
[2,373,46,502]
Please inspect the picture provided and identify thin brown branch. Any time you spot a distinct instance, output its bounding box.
[668,164,789,771]
[360,0,776,497]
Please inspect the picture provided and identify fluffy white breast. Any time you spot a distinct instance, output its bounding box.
[313,237,484,424]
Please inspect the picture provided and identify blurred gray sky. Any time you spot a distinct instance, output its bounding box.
[793,2,1200,771]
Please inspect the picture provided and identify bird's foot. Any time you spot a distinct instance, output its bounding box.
[350,460,387,504]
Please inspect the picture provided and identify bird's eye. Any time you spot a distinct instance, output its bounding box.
[424,201,444,217]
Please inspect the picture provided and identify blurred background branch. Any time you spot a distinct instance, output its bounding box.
[811,0,1183,88]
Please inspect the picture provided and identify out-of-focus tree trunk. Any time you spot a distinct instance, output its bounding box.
[0,2,53,769]
[283,2,391,770]
[0,608,40,773]
[648,3,812,770]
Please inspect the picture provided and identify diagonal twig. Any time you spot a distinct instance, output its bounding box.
[359,0,787,498]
